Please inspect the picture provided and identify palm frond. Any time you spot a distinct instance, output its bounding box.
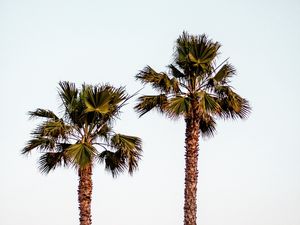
[83,84,129,125]
[98,150,127,177]
[199,114,217,137]
[28,108,59,120]
[58,81,79,108]
[136,66,178,93]
[212,63,236,84]
[198,91,221,114]
[38,152,69,174]
[58,81,84,125]
[110,134,142,174]
[217,88,251,119]
[175,32,221,74]
[134,94,168,117]
[32,120,71,139]
[168,64,185,79]
[165,96,191,119]
[22,137,55,155]
[65,143,97,167]
[99,134,142,176]
[84,86,111,115]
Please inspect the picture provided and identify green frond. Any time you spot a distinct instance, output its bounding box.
[58,81,84,125]
[98,150,127,177]
[213,63,236,83]
[84,87,111,115]
[165,96,191,118]
[168,64,185,78]
[65,143,97,167]
[28,108,59,120]
[84,85,127,116]
[199,91,221,114]
[199,114,217,138]
[32,120,71,139]
[111,134,142,152]
[134,94,168,117]
[218,88,251,119]
[58,81,79,108]
[22,137,56,155]
[175,32,221,73]
[107,86,128,106]
[111,134,142,174]
[136,66,177,93]
[38,152,69,174]
[99,134,142,176]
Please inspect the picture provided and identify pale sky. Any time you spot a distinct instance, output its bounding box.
[1,0,300,225]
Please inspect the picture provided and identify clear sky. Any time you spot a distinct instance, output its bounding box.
[1,0,300,224]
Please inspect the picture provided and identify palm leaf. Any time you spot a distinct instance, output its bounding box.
[199,114,217,137]
[213,63,236,83]
[135,94,168,117]
[165,96,191,118]
[98,150,127,177]
[84,86,111,114]
[58,81,79,108]
[65,143,97,167]
[168,64,185,79]
[100,134,142,176]
[136,66,177,93]
[38,152,69,174]
[175,32,220,73]
[32,120,71,139]
[199,91,221,114]
[28,109,59,120]
[22,137,55,154]
[110,134,142,173]
[58,81,84,125]
[218,88,251,119]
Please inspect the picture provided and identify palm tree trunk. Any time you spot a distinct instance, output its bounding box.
[78,164,93,225]
[184,116,200,225]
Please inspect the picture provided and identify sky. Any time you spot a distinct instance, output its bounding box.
[0,0,300,224]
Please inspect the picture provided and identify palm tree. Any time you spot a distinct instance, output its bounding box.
[22,81,142,225]
[135,32,251,225]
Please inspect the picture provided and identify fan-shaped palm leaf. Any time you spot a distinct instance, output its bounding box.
[29,108,59,120]
[136,66,179,94]
[165,96,191,118]
[65,143,97,167]
[38,152,69,174]
[135,94,168,117]
[22,137,55,154]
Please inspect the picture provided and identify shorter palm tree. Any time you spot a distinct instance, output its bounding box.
[22,81,142,225]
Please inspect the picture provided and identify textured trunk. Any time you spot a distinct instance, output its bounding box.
[78,164,93,225]
[183,116,200,225]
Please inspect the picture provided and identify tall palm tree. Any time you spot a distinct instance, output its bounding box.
[135,32,251,225]
[22,81,142,225]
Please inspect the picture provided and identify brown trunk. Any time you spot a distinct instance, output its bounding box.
[78,164,93,225]
[183,116,200,225]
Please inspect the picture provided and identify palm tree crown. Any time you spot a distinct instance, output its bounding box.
[135,32,250,133]
[23,81,142,175]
